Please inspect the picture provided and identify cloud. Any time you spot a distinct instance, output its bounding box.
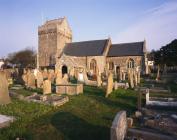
[113,1,177,51]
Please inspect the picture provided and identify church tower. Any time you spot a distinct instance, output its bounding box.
[38,17,72,67]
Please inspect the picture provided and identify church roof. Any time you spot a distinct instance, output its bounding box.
[107,42,145,57]
[63,39,108,56]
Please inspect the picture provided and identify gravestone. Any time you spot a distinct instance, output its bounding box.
[122,72,126,81]
[137,70,140,84]
[78,72,84,82]
[36,71,43,88]
[43,80,51,94]
[42,68,48,79]
[56,76,62,85]
[0,71,11,105]
[120,71,123,81]
[63,74,69,84]
[48,69,55,83]
[129,70,134,88]
[106,73,113,97]
[22,74,28,86]
[111,111,127,140]
[97,73,102,87]
[134,70,138,86]
[27,72,36,89]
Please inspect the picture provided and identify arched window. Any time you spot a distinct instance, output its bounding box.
[109,62,114,70]
[90,59,97,73]
[127,59,135,68]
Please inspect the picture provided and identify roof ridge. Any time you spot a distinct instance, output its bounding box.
[112,41,144,46]
[67,39,108,44]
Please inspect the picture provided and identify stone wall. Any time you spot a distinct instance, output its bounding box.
[55,54,106,75]
[106,56,143,75]
[38,18,72,67]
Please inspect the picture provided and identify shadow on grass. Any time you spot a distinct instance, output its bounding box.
[84,85,105,97]
[51,112,109,140]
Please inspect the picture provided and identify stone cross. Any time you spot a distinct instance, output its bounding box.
[106,72,113,97]
[43,80,51,94]
[0,71,11,105]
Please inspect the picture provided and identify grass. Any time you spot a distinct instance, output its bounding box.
[0,86,138,140]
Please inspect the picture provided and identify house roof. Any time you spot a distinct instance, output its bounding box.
[63,39,108,56]
[107,42,145,57]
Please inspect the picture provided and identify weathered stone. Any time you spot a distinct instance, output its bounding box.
[145,119,155,128]
[135,111,142,118]
[27,72,36,89]
[42,68,48,79]
[78,72,84,82]
[129,69,134,88]
[114,81,118,90]
[38,18,72,67]
[0,114,15,128]
[137,70,141,84]
[106,72,113,97]
[0,71,11,105]
[56,84,83,95]
[62,74,69,84]
[127,117,133,128]
[111,111,127,140]
[36,71,43,88]
[40,95,48,101]
[43,80,51,94]
[22,74,28,86]
[97,73,102,87]
[48,69,55,83]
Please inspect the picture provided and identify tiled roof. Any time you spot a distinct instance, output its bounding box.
[63,39,108,56]
[107,42,144,57]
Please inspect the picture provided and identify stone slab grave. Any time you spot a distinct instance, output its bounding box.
[111,111,127,140]
[56,84,83,95]
[145,90,177,107]
[111,110,176,140]
[10,84,24,90]
[114,81,129,90]
[24,93,69,107]
[136,86,169,93]
[0,114,15,128]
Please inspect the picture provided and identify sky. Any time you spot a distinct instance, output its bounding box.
[0,0,177,57]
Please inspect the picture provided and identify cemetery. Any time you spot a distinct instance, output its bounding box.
[0,63,177,140]
[0,3,177,139]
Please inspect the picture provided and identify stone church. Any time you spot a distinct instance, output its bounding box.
[38,17,148,80]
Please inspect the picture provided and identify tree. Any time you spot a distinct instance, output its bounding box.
[7,48,36,68]
[150,39,177,80]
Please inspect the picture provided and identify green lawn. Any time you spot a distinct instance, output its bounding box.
[0,86,137,140]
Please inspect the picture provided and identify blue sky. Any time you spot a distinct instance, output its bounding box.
[0,0,177,57]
